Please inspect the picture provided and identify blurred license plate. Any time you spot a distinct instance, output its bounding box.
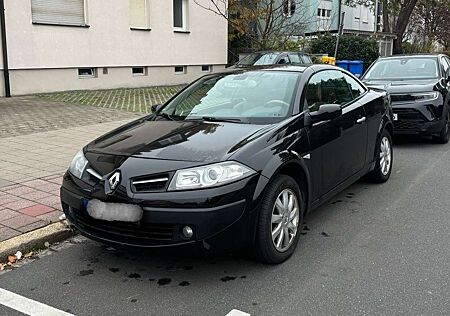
[86,199,143,222]
[393,114,398,121]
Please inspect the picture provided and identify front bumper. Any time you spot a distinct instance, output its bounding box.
[61,172,264,249]
[392,102,445,135]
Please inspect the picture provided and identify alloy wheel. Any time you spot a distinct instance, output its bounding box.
[271,189,300,252]
[380,136,392,176]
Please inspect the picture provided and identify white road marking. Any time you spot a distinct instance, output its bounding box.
[226,309,251,316]
[0,288,73,316]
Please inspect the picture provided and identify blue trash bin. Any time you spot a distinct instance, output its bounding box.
[348,60,364,78]
[336,60,350,71]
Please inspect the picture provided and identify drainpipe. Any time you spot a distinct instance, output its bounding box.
[0,0,10,97]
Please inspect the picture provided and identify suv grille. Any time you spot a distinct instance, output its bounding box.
[393,108,426,130]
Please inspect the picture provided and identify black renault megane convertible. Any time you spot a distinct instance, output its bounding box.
[61,64,394,264]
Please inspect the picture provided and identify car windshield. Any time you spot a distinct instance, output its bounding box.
[159,71,300,124]
[237,53,280,66]
[364,57,439,80]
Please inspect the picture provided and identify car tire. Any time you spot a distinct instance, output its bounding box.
[367,129,393,183]
[433,110,450,144]
[254,175,304,264]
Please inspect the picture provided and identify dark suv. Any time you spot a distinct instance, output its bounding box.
[362,54,450,143]
[230,51,313,68]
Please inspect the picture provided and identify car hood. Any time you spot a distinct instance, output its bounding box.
[363,78,439,94]
[85,118,271,163]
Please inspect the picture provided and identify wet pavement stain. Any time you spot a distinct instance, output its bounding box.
[321,232,331,237]
[303,226,310,231]
[128,273,141,279]
[131,299,138,303]
[220,276,236,282]
[109,268,120,273]
[252,302,258,306]
[78,269,94,276]
[62,281,70,285]
[157,278,172,286]
[179,281,190,286]
[240,276,247,279]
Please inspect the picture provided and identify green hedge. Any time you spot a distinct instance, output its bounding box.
[309,33,380,70]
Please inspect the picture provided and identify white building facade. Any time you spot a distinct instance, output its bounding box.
[0,0,228,96]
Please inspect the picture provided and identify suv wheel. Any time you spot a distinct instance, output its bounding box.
[433,110,450,144]
[367,129,393,183]
[255,175,304,264]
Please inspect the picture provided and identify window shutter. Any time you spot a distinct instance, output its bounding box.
[130,0,147,28]
[31,0,86,26]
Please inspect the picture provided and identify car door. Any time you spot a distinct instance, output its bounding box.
[305,70,368,196]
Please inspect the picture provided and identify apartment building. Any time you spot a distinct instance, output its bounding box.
[0,0,228,96]
[301,0,395,56]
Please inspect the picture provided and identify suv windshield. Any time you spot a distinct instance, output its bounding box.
[364,57,439,80]
[159,71,300,124]
[237,53,280,66]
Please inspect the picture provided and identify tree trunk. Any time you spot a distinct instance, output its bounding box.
[392,0,419,54]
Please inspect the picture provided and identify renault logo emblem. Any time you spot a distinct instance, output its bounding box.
[109,172,121,190]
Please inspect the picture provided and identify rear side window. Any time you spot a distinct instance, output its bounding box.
[305,70,354,111]
[301,55,313,64]
[288,53,301,64]
[343,73,366,99]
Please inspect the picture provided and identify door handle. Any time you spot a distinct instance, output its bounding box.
[356,117,366,124]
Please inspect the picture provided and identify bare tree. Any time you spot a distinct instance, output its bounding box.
[193,0,313,50]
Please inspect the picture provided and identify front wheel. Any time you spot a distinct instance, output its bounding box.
[254,175,304,264]
[367,129,393,183]
[433,111,450,144]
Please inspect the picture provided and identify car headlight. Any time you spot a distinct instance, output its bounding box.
[411,92,439,102]
[69,150,88,179]
[168,161,255,191]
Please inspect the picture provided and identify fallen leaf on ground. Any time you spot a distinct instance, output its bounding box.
[7,255,16,263]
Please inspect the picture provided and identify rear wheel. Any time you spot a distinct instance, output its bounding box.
[254,175,303,264]
[367,129,393,183]
[433,110,450,144]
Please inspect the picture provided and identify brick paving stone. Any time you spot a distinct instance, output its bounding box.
[0,179,14,188]
[0,209,21,221]
[21,179,51,189]
[2,199,37,211]
[19,204,54,217]
[20,190,52,200]
[2,214,39,229]
[0,226,20,242]
[37,210,63,223]
[16,220,48,233]
[36,195,61,208]
[4,185,37,196]
[0,195,21,206]
[38,183,61,193]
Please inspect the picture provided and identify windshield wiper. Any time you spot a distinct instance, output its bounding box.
[155,112,175,120]
[187,116,245,123]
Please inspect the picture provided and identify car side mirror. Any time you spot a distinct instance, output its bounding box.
[151,104,162,113]
[308,104,342,124]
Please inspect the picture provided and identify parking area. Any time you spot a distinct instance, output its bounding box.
[1,137,450,315]
[0,97,143,240]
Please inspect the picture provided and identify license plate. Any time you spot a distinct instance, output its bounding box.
[393,114,398,121]
[86,199,143,222]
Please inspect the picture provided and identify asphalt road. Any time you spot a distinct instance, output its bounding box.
[1,136,450,316]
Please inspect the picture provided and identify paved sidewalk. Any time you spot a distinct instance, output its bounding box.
[0,97,144,242]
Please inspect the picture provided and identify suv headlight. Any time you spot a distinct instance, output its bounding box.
[69,150,88,179]
[168,161,255,191]
[411,92,439,102]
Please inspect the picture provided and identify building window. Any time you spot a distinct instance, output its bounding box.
[31,0,87,27]
[78,68,96,78]
[282,0,296,17]
[132,67,147,76]
[130,0,150,29]
[317,8,331,18]
[175,66,186,74]
[173,0,188,30]
[201,65,212,72]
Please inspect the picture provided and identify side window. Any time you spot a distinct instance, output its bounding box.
[278,55,290,65]
[441,57,450,75]
[342,73,366,99]
[305,70,354,112]
[301,55,313,64]
[288,53,301,64]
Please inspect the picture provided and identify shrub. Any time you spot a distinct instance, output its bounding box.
[309,33,380,70]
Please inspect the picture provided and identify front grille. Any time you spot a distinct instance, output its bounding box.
[391,94,415,103]
[393,108,426,130]
[68,206,179,245]
[131,173,170,193]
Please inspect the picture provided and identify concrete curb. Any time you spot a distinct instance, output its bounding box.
[0,221,75,261]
